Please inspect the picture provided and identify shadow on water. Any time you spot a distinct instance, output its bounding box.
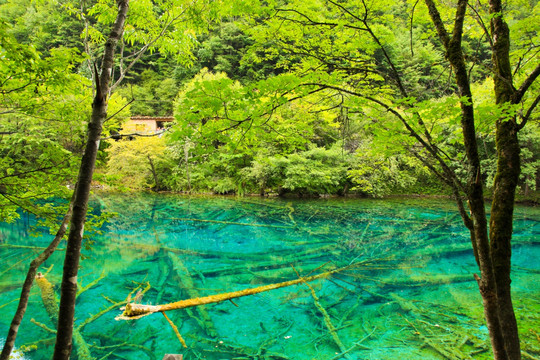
[1,193,539,359]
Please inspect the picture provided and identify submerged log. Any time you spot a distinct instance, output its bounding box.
[170,217,294,230]
[168,253,218,338]
[390,292,488,359]
[200,245,337,278]
[35,273,94,360]
[378,273,474,288]
[300,275,352,359]
[154,228,218,337]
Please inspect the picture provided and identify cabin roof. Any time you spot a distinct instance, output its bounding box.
[131,116,174,121]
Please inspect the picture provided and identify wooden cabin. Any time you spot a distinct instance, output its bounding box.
[126,116,175,134]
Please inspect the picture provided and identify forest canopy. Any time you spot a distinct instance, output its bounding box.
[2,0,538,201]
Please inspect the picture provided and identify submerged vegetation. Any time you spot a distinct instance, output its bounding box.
[1,194,539,359]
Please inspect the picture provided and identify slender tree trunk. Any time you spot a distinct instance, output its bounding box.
[0,201,73,360]
[490,119,521,360]
[52,2,129,359]
[148,155,160,190]
[488,0,522,357]
[184,140,191,193]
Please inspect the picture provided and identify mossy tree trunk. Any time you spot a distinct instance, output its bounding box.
[488,1,539,358]
[425,0,540,360]
[52,2,129,359]
[424,1,506,357]
[425,1,540,359]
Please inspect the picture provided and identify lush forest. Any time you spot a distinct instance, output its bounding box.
[1,0,539,359]
[1,0,538,201]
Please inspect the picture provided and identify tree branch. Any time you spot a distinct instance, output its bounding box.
[517,92,540,130]
[451,0,468,44]
[110,5,193,92]
[301,82,466,194]
[467,2,493,49]
[424,0,450,48]
[513,63,540,104]
[104,98,134,123]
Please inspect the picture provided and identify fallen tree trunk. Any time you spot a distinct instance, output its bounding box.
[116,266,349,320]
[168,253,218,337]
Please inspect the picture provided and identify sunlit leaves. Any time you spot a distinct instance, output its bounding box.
[84,0,226,66]
[104,136,167,190]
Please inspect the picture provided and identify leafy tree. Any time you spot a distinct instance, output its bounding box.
[233,0,539,357]
[0,0,85,54]
[170,68,358,195]
[104,136,168,190]
[172,20,282,84]
[1,0,226,358]
[116,69,177,116]
[0,19,85,222]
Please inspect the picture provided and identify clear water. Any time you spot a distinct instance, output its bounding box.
[0,193,539,360]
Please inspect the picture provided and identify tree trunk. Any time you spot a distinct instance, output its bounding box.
[52,2,129,359]
[488,0,522,357]
[184,140,191,193]
[148,155,160,190]
[424,1,523,358]
[489,119,521,360]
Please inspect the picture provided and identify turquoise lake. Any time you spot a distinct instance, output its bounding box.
[1,193,539,359]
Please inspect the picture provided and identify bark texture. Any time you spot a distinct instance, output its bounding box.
[488,0,522,358]
[52,2,129,359]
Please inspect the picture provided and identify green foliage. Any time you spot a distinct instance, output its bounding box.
[117,70,177,116]
[103,136,168,191]
[518,123,540,196]
[348,139,422,197]
[273,145,350,196]
[0,21,88,222]
[172,20,279,83]
[0,0,84,54]
[1,0,538,202]
[239,145,349,196]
